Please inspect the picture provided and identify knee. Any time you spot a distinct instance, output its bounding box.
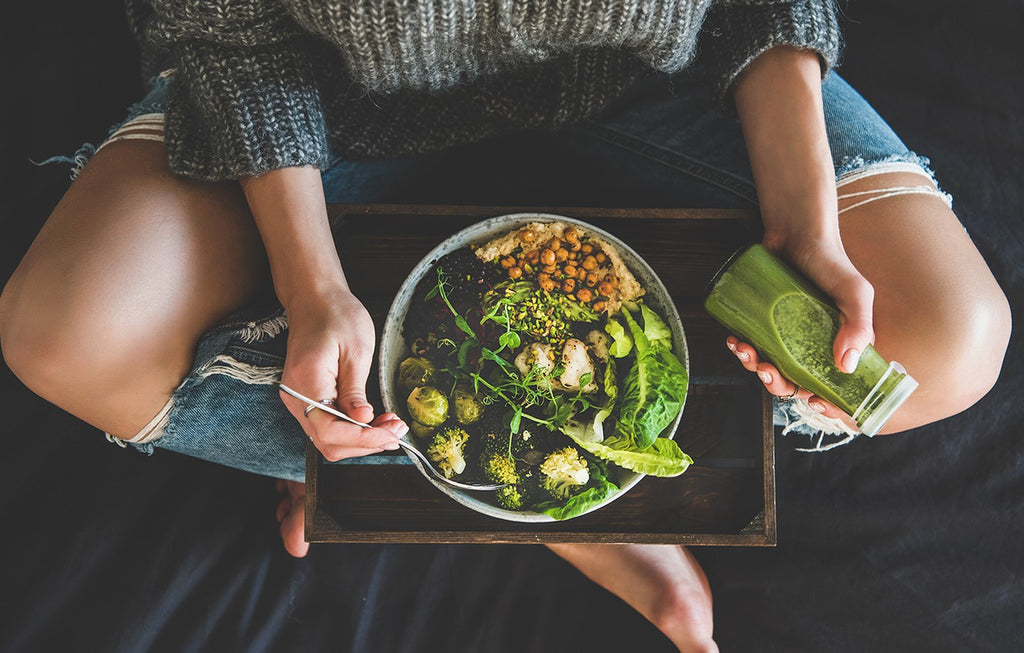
[0,271,71,400]
[889,279,1011,430]
[944,282,1012,409]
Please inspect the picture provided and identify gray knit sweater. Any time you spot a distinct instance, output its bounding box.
[124,0,841,181]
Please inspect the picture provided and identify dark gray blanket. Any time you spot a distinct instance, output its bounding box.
[2,1,1021,651]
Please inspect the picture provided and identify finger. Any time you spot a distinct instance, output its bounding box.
[727,338,760,373]
[753,362,806,399]
[307,410,401,452]
[372,413,409,436]
[276,496,290,523]
[831,275,876,373]
[806,395,854,423]
[278,383,336,442]
[335,352,375,425]
[318,443,401,462]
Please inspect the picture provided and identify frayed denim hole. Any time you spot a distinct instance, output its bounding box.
[222,344,286,369]
[29,72,173,182]
[127,441,157,456]
[835,152,943,190]
[32,142,98,181]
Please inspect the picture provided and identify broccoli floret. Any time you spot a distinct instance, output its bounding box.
[495,485,525,511]
[481,426,543,461]
[539,447,590,500]
[426,427,470,478]
[481,451,521,485]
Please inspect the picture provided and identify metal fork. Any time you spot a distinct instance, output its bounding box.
[278,384,507,491]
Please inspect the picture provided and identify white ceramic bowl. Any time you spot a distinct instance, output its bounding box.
[379,213,689,522]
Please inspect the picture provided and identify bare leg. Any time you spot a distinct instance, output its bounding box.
[546,543,717,652]
[835,171,1011,434]
[542,171,1011,652]
[0,140,269,437]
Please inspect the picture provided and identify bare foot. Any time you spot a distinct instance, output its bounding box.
[275,479,310,558]
[546,543,717,653]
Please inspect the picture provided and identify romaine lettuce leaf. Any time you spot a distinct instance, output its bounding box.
[565,433,692,477]
[604,318,633,358]
[615,306,689,449]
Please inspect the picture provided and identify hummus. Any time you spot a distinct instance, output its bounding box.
[474,221,645,314]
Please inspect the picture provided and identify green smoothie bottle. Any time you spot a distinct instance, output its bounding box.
[704,244,918,437]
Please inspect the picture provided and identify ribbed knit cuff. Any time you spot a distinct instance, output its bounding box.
[165,41,331,181]
[702,0,842,107]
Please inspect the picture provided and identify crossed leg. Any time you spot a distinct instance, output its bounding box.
[541,169,1011,652]
[0,140,269,439]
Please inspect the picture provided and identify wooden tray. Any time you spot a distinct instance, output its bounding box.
[307,204,775,545]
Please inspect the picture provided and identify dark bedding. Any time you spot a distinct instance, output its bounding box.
[2,1,1022,651]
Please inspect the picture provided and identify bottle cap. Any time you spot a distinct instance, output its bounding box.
[854,362,919,437]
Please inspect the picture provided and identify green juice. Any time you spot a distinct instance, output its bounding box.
[704,244,917,436]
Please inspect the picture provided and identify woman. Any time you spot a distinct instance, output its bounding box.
[0,1,1011,651]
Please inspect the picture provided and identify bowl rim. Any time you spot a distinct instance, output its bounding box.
[379,212,689,522]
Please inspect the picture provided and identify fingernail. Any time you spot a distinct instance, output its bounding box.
[395,422,410,437]
[758,371,772,384]
[383,441,400,451]
[737,351,750,362]
[842,348,861,373]
[809,401,826,413]
[726,340,736,351]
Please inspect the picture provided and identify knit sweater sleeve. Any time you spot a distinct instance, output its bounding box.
[701,0,842,105]
[150,0,331,181]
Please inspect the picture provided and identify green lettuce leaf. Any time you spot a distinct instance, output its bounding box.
[565,433,692,478]
[604,318,633,358]
[639,303,673,350]
[615,306,689,449]
[537,461,619,520]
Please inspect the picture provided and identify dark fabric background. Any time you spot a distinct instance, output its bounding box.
[2,2,1022,652]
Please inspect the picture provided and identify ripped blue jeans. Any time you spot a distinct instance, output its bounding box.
[90,69,951,479]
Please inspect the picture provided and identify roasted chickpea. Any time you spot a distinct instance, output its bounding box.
[548,237,562,251]
[519,228,536,243]
[576,288,593,303]
[581,243,593,254]
[526,248,541,264]
[585,271,600,287]
[540,277,556,292]
[563,227,579,244]
[581,255,598,270]
[569,240,582,252]
[500,256,515,269]
[542,264,558,274]
[563,278,576,293]
[577,268,587,281]
[563,264,578,278]
[604,273,619,288]
[568,251,578,260]
[593,301,607,312]
[540,249,556,266]
[508,266,523,279]
[554,248,569,262]
[595,252,607,264]
[598,281,614,296]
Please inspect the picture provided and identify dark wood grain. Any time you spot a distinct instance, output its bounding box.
[308,204,775,545]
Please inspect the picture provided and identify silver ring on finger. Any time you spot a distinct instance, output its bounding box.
[304,398,336,418]
[780,388,798,401]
